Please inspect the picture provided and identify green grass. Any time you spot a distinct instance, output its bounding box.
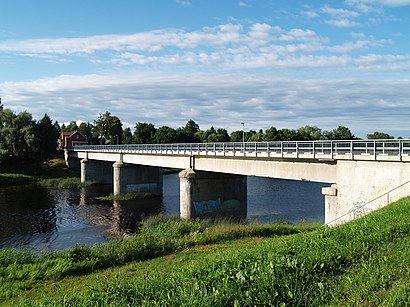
[0,173,36,185]
[96,192,156,201]
[1,154,80,187]
[1,198,409,306]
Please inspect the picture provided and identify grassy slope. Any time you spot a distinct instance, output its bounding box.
[1,199,409,306]
[0,155,85,188]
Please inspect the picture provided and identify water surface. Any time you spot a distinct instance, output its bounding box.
[0,174,327,251]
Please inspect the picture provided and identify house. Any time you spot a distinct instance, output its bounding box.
[60,131,87,148]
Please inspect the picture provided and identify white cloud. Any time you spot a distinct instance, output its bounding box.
[321,5,361,18]
[2,72,410,137]
[325,18,362,27]
[346,0,410,12]
[176,0,191,7]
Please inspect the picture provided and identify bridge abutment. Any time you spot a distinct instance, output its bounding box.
[64,149,80,169]
[323,160,410,226]
[113,161,163,196]
[80,159,113,184]
[179,168,247,219]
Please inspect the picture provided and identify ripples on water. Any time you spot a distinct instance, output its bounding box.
[0,174,327,251]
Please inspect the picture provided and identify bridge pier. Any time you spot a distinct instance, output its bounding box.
[113,161,163,196]
[80,159,113,184]
[179,169,247,219]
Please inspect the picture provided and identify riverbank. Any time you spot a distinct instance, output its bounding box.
[0,152,80,186]
[1,198,409,306]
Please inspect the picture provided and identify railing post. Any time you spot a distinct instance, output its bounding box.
[313,141,316,159]
[296,142,299,158]
[330,141,333,158]
[399,139,403,162]
[281,141,284,158]
[351,141,354,160]
[267,142,270,158]
[373,140,377,160]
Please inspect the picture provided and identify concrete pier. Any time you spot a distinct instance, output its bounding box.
[80,159,113,184]
[113,161,163,196]
[179,169,247,219]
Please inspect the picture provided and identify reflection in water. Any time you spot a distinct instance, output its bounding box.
[109,198,162,237]
[0,174,327,251]
[0,185,57,245]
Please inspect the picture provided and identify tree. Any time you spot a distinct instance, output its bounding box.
[297,125,322,141]
[0,109,36,164]
[36,114,58,162]
[177,119,200,143]
[78,122,94,143]
[64,121,79,132]
[367,131,394,139]
[122,127,133,144]
[153,126,177,143]
[264,126,279,141]
[134,122,156,144]
[248,129,264,142]
[230,130,244,142]
[323,126,355,140]
[94,112,123,145]
[278,128,298,141]
[201,127,230,142]
[215,128,230,142]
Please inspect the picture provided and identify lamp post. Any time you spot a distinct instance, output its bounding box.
[241,122,245,151]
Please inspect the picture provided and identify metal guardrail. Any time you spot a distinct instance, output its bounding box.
[68,139,410,162]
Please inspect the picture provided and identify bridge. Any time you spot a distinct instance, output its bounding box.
[65,139,410,226]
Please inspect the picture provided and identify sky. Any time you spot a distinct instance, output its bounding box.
[1,0,410,138]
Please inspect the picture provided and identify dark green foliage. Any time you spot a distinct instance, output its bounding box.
[323,125,355,140]
[121,127,133,144]
[133,122,156,144]
[36,114,58,162]
[152,125,177,143]
[367,131,394,139]
[93,111,123,145]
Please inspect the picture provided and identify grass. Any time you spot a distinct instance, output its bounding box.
[96,192,156,201]
[0,152,81,187]
[0,173,36,185]
[0,198,409,306]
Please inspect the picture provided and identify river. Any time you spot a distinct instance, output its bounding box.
[0,174,328,251]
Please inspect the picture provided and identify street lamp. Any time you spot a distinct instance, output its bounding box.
[241,122,245,150]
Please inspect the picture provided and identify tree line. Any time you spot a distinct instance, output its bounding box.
[0,106,396,168]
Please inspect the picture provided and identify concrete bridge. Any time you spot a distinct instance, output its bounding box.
[65,139,410,226]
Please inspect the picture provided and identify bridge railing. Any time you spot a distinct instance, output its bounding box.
[68,139,410,162]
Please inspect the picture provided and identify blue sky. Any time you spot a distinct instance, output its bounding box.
[1,0,410,137]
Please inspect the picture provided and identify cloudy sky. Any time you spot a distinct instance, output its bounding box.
[1,0,410,137]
